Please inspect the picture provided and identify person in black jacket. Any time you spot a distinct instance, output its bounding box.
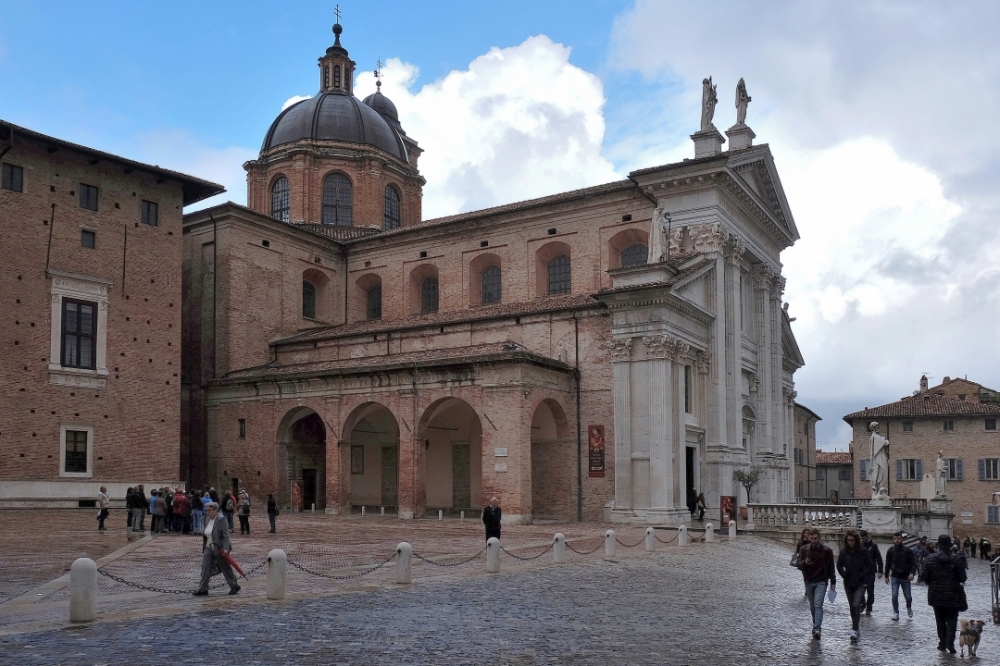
[482,496,502,542]
[796,527,837,640]
[267,493,278,533]
[884,530,917,620]
[837,528,874,644]
[922,534,967,653]
[859,529,883,615]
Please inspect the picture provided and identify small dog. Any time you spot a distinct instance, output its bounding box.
[959,619,985,658]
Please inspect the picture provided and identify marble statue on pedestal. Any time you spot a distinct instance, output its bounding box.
[735,78,751,125]
[935,450,948,498]
[700,77,718,131]
[649,207,669,263]
[869,421,889,499]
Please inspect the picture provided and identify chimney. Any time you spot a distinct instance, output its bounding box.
[919,375,928,393]
[943,376,951,383]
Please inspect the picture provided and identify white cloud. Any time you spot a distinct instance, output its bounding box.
[281,95,311,111]
[353,35,620,218]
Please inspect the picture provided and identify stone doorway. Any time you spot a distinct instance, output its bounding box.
[302,469,318,509]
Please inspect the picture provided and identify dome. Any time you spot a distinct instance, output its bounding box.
[261,92,407,160]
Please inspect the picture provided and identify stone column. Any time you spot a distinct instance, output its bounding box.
[670,340,690,511]
[610,339,633,510]
[644,335,674,519]
[724,237,746,451]
[752,265,774,459]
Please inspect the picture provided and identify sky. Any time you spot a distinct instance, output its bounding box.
[3,1,999,450]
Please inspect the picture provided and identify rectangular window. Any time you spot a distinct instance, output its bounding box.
[943,420,955,432]
[897,458,922,480]
[979,458,1000,481]
[860,459,868,481]
[684,365,692,413]
[944,458,963,481]
[351,445,364,475]
[838,469,851,481]
[81,229,95,249]
[988,506,1000,525]
[2,163,23,192]
[815,468,826,481]
[79,183,99,211]
[902,420,914,432]
[238,419,246,439]
[987,418,997,431]
[141,200,158,226]
[64,429,88,474]
[60,298,97,369]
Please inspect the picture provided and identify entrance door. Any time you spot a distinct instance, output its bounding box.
[685,446,696,499]
[302,469,317,509]
[380,447,398,508]
[452,442,471,509]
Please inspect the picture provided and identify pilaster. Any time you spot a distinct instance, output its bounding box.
[644,335,673,514]
[610,339,633,510]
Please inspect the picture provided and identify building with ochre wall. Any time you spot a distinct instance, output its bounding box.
[183,21,809,524]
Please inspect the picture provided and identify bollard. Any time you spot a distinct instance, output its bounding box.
[70,557,97,623]
[396,542,412,584]
[438,509,443,521]
[645,527,656,552]
[553,533,567,563]
[266,548,287,600]
[381,506,385,517]
[311,503,316,513]
[729,522,737,540]
[362,506,366,517]
[678,524,688,546]
[605,530,617,558]
[705,523,715,543]
[460,510,465,522]
[486,537,500,573]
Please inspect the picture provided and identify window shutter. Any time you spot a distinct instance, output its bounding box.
[860,460,868,481]
[896,459,903,481]
[989,506,999,524]
[956,459,964,481]
[980,459,987,481]
[915,459,923,479]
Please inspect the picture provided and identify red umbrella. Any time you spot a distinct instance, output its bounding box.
[218,550,247,579]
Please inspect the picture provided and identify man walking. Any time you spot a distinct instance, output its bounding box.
[796,527,837,640]
[483,496,502,542]
[884,531,917,621]
[96,486,110,531]
[859,529,883,615]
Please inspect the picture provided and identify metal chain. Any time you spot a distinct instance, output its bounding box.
[500,542,554,561]
[654,531,680,544]
[96,556,270,594]
[412,546,487,567]
[565,539,605,555]
[615,535,646,548]
[286,552,395,580]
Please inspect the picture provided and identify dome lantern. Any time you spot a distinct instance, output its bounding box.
[318,22,355,94]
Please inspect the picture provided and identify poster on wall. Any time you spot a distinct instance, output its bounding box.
[588,425,605,478]
[720,495,737,528]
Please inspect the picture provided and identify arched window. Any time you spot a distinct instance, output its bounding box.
[302,281,316,319]
[620,243,648,268]
[271,176,290,222]
[481,266,501,305]
[384,185,401,230]
[420,277,438,314]
[366,284,382,320]
[334,65,341,89]
[322,173,352,226]
[323,66,329,89]
[547,255,571,295]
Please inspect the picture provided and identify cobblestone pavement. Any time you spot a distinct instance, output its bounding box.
[0,511,996,665]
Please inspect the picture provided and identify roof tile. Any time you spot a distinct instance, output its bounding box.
[844,394,1000,420]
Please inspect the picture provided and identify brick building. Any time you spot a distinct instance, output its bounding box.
[814,450,854,502]
[792,402,821,499]
[183,21,810,523]
[0,121,223,506]
[845,375,1000,540]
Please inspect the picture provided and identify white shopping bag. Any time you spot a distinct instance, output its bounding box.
[827,587,837,603]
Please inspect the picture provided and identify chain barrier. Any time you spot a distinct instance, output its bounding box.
[412,546,487,567]
[95,561,259,595]
[286,552,395,580]
[654,531,680,545]
[565,539,605,556]
[615,535,646,548]
[499,542,554,561]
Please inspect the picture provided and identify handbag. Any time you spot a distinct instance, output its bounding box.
[789,550,800,567]
[956,583,969,612]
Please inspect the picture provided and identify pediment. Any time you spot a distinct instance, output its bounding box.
[671,261,715,311]
[728,149,800,244]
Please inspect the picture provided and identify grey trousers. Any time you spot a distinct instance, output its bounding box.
[198,546,238,592]
[130,507,145,531]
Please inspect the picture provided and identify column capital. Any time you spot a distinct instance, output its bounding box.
[751,263,776,290]
[696,350,713,374]
[724,234,747,266]
[606,338,633,362]
[642,335,672,359]
[669,338,691,363]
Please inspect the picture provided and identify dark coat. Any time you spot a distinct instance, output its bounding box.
[837,547,874,589]
[797,542,836,585]
[921,551,967,609]
[862,539,883,580]
[483,505,502,539]
[885,544,917,579]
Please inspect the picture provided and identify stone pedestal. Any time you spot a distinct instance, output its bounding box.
[690,127,726,158]
[928,498,954,537]
[725,123,756,150]
[861,496,902,536]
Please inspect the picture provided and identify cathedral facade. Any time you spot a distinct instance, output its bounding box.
[182,22,804,524]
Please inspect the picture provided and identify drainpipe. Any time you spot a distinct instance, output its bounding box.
[574,312,583,522]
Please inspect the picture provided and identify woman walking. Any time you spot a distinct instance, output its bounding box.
[266,493,278,533]
[922,534,967,653]
[836,528,873,644]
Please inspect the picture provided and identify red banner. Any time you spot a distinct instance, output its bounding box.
[588,425,605,478]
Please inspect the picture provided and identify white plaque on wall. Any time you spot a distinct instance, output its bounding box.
[494,448,508,457]
[494,463,508,473]
[963,519,972,524]
[961,511,974,517]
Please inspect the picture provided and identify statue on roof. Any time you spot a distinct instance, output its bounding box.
[700,77,718,131]
[869,421,890,499]
[735,78,751,125]
[649,206,670,263]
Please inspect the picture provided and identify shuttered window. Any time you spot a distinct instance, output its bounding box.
[896,458,922,481]
[860,460,868,481]
[979,458,1000,481]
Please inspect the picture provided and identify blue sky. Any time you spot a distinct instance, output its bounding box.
[4,1,1000,452]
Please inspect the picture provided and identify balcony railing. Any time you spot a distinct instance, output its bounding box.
[795,497,929,512]
[749,503,859,530]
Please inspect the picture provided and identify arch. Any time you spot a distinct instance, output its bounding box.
[409,263,439,314]
[270,175,290,222]
[302,268,331,321]
[321,171,353,226]
[534,241,571,296]
[417,397,483,514]
[468,253,502,307]
[383,184,401,230]
[341,402,400,512]
[276,406,327,511]
[608,228,650,269]
[530,399,572,520]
